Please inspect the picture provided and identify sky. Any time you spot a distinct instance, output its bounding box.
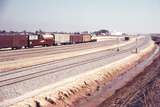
[0,0,160,33]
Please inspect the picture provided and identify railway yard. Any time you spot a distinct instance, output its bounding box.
[0,35,160,107]
[1,0,160,106]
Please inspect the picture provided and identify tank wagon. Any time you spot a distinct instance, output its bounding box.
[70,34,91,44]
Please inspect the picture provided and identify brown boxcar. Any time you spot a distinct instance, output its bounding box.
[124,36,130,41]
[0,34,28,49]
[70,34,91,43]
[70,34,83,43]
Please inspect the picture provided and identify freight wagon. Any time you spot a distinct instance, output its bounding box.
[54,33,70,45]
[83,34,92,42]
[29,34,54,47]
[70,34,91,44]
[0,34,28,49]
[0,33,54,49]
[124,36,130,41]
[0,32,93,50]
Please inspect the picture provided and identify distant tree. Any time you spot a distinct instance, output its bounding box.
[99,29,109,34]
[122,33,127,36]
[22,30,27,35]
[10,31,15,33]
[2,30,6,33]
[39,29,43,34]
[74,32,80,34]
[0,30,6,33]
[35,30,39,34]
[82,31,89,34]
[93,29,110,36]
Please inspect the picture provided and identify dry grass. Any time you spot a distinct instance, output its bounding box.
[130,75,160,107]
[99,49,160,107]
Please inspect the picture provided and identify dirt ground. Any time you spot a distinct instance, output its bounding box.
[128,75,160,107]
[98,53,160,107]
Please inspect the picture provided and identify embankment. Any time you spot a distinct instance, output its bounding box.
[99,47,160,107]
[7,41,158,107]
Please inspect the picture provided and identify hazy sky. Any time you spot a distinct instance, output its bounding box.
[0,0,160,33]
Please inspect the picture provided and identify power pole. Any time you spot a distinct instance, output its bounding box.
[135,35,138,53]
[117,36,120,51]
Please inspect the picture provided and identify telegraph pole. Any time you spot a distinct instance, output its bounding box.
[135,35,138,53]
[117,36,120,51]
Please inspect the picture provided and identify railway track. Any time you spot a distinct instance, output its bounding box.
[0,40,120,62]
[0,38,142,74]
[0,37,148,87]
[0,40,116,55]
